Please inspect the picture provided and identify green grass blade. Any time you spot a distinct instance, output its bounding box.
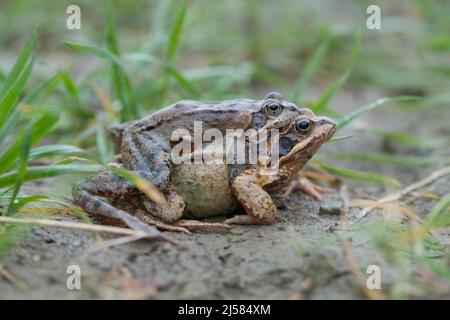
[333,152,450,166]
[291,34,331,103]
[314,162,401,186]
[112,168,165,206]
[0,30,37,97]
[0,108,20,145]
[167,1,186,63]
[6,126,32,215]
[165,65,200,97]
[24,71,64,104]
[367,128,448,149]
[106,4,119,55]
[64,40,136,120]
[105,5,136,120]
[336,96,421,130]
[27,145,87,161]
[425,193,450,228]
[63,41,122,65]
[60,71,81,104]
[312,69,351,113]
[96,125,113,164]
[312,31,361,113]
[0,110,59,174]
[0,57,34,129]
[16,195,49,208]
[327,135,355,143]
[0,164,103,188]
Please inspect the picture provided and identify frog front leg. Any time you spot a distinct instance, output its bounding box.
[225,168,278,225]
[72,171,174,242]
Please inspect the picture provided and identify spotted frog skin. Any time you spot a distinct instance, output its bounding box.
[73,92,335,234]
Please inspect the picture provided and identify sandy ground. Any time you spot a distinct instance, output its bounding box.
[0,89,449,299]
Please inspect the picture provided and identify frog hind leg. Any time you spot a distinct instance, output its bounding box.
[120,130,171,189]
[140,188,230,232]
[72,171,174,243]
[141,187,185,223]
[225,169,278,225]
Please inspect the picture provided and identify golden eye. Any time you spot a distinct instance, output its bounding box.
[264,103,282,116]
[295,117,312,134]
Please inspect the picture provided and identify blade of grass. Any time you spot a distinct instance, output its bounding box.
[327,135,355,143]
[425,193,450,228]
[23,69,82,105]
[23,70,64,104]
[111,168,166,206]
[336,96,421,130]
[291,33,331,103]
[312,31,361,113]
[0,30,37,97]
[367,128,448,149]
[167,1,186,63]
[61,70,81,103]
[158,1,188,103]
[165,65,200,98]
[16,195,49,209]
[64,38,132,102]
[27,145,87,161]
[0,110,59,174]
[333,152,450,166]
[96,125,113,164]
[0,164,103,188]
[312,69,351,113]
[6,125,32,215]
[106,6,136,120]
[0,108,20,145]
[0,57,34,129]
[63,41,122,65]
[54,156,99,165]
[314,162,401,186]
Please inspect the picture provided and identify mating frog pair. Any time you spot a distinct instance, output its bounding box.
[73,92,335,235]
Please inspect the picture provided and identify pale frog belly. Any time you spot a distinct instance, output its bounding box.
[170,163,239,218]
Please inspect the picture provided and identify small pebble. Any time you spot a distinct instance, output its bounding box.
[319,195,344,216]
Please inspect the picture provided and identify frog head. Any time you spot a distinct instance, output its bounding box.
[250,92,304,131]
[273,111,336,176]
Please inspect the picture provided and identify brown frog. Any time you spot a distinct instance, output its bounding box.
[73,92,335,235]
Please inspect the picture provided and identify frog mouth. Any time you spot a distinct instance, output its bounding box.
[278,122,336,165]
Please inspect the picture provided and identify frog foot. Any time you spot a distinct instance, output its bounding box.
[287,177,333,201]
[225,215,261,225]
[174,219,231,232]
[136,210,191,234]
[136,210,230,233]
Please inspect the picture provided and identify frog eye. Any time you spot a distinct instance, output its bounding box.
[264,102,282,116]
[294,117,312,134]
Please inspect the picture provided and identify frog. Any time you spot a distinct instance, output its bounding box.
[73,92,335,236]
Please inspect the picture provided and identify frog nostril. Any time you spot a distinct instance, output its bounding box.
[317,117,335,126]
